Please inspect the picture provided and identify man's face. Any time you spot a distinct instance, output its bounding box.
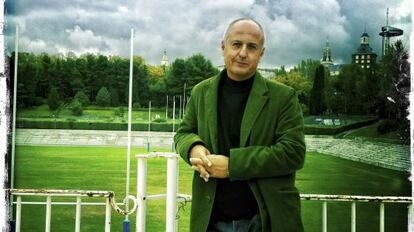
[222,20,265,81]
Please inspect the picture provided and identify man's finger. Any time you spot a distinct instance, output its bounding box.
[190,157,203,165]
[200,155,212,167]
[191,164,210,179]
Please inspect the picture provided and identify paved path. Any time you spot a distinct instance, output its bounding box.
[16,129,411,172]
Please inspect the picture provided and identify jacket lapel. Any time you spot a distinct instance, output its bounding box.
[206,73,221,154]
[240,72,269,147]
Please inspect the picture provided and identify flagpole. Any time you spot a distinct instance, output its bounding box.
[124,28,134,229]
[10,25,19,225]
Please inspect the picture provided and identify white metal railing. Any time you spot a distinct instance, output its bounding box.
[9,189,137,232]
[301,194,412,232]
[10,154,412,232]
[135,152,191,232]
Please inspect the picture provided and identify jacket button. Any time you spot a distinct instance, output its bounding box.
[206,195,211,202]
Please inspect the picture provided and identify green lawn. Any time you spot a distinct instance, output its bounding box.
[17,104,179,124]
[340,120,403,143]
[14,146,410,231]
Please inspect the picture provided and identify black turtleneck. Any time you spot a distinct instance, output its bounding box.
[211,71,259,222]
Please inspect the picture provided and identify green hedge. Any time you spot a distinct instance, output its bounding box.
[17,118,377,135]
[304,118,377,135]
[17,119,176,132]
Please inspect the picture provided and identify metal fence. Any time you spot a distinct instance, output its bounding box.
[9,152,413,232]
[9,189,137,232]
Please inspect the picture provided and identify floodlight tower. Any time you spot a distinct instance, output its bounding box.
[379,8,403,56]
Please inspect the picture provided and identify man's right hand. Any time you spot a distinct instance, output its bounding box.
[189,144,212,182]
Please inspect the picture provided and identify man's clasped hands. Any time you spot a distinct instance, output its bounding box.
[189,144,229,182]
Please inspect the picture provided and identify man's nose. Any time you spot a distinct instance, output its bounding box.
[238,45,247,58]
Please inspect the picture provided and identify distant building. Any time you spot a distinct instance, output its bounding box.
[161,49,169,66]
[320,38,342,76]
[321,38,333,66]
[351,31,377,70]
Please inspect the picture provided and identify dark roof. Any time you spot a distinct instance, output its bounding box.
[356,44,373,53]
[361,32,369,37]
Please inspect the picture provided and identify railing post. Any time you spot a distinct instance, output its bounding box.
[380,202,384,232]
[75,196,81,232]
[166,154,178,232]
[15,196,21,232]
[408,204,413,232]
[322,201,327,232]
[351,201,356,232]
[105,197,111,232]
[45,196,52,232]
[136,157,147,232]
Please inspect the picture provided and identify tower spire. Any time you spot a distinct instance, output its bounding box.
[386,8,389,26]
[321,36,333,66]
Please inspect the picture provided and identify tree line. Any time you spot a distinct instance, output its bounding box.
[275,41,410,142]
[8,52,219,110]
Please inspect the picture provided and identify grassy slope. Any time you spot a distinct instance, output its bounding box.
[340,120,403,143]
[14,146,410,231]
[17,104,177,123]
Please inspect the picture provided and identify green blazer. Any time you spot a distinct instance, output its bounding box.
[174,70,306,232]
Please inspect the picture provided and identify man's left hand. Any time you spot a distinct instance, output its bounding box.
[206,155,229,179]
[190,154,229,180]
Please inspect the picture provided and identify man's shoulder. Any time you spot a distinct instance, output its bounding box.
[261,76,295,96]
[192,74,219,93]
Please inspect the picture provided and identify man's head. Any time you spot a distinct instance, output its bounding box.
[221,18,265,81]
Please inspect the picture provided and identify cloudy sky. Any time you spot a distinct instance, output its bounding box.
[4,0,412,68]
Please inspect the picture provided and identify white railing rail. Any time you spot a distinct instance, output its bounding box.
[135,152,191,232]
[9,189,137,232]
[10,155,412,232]
[301,194,413,232]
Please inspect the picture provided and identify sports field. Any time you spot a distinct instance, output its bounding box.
[13,146,410,231]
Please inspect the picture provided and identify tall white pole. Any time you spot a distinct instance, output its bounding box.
[10,24,19,222]
[166,95,168,120]
[166,155,178,232]
[125,28,134,221]
[172,96,176,133]
[136,157,147,232]
[179,95,182,120]
[147,101,151,152]
[172,97,176,151]
[183,83,186,117]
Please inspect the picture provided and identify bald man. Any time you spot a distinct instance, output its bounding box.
[175,18,306,232]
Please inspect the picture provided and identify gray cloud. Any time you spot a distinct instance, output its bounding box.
[5,0,411,68]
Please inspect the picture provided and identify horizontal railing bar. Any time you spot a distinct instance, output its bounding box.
[10,189,411,203]
[301,194,412,203]
[136,152,178,159]
[13,201,125,206]
[9,189,113,197]
[148,194,412,203]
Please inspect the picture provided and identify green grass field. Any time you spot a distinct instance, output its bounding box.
[339,120,402,143]
[17,104,178,124]
[14,146,410,231]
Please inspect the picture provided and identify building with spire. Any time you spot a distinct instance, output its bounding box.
[321,38,333,66]
[320,38,342,76]
[161,49,169,66]
[351,31,377,70]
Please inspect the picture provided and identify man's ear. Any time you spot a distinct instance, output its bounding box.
[260,47,265,58]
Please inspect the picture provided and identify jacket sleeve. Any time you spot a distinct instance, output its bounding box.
[228,90,306,181]
[174,87,205,165]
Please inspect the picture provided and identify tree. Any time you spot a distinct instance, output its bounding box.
[165,54,218,96]
[74,91,90,107]
[309,65,327,115]
[69,99,83,116]
[95,87,111,107]
[377,40,410,143]
[47,87,60,110]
